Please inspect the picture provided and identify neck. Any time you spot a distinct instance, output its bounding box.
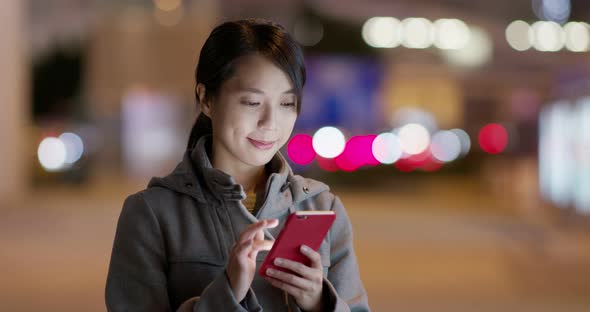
[232,165,266,194]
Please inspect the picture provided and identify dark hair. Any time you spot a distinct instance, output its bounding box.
[186,19,306,150]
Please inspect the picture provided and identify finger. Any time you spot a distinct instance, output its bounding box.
[239,219,279,243]
[300,245,323,270]
[238,220,269,243]
[254,226,264,242]
[247,240,274,258]
[265,276,304,298]
[265,268,312,291]
[254,219,278,242]
[273,258,315,279]
[234,238,253,257]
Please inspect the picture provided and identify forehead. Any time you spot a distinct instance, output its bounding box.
[223,54,294,93]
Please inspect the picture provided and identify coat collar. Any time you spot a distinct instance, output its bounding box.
[190,135,291,203]
[148,135,295,210]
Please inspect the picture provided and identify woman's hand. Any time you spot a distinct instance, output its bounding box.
[264,245,324,312]
[226,219,278,302]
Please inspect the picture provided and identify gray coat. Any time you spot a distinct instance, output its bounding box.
[105,135,370,311]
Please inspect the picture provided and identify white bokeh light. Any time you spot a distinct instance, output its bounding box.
[506,20,532,51]
[450,128,471,156]
[59,132,84,164]
[530,21,565,52]
[441,26,492,68]
[401,18,435,49]
[398,123,430,155]
[564,22,590,52]
[362,17,402,48]
[372,132,403,164]
[38,137,67,171]
[392,107,438,134]
[312,127,346,158]
[434,19,470,50]
[430,130,461,162]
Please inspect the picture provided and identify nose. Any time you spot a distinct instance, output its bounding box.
[258,105,277,130]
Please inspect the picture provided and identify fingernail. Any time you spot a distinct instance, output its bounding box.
[267,268,275,275]
[301,245,309,252]
[274,258,282,265]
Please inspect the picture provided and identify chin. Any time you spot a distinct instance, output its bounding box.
[247,153,275,167]
[241,148,277,167]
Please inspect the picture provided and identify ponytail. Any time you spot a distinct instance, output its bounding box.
[186,112,212,150]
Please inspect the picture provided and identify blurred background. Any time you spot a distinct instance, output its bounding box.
[1,0,590,311]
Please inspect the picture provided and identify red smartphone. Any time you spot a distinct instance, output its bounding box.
[259,210,336,278]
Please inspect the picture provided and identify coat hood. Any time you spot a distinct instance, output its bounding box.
[147,135,330,211]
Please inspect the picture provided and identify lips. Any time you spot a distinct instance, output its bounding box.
[248,138,276,150]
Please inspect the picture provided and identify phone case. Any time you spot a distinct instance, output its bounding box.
[258,211,336,278]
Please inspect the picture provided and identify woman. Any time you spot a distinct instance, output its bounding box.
[106,19,369,311]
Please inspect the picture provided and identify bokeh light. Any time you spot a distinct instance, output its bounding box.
[349,135,380,168]
[372,132,403,164]
[508,20,589,52]
[362,17,402,48]
[532,0,571,24]
[38,137,67,171]
[316,156,339,172]
[333,135,379,172]
[401,18,435,49]
[392,107,437,134]
[530,21,565,52]
[394,149,436,172]
[312,126,346,158]
[478,123,508,154]
[539,101,573,208]
[430,130,462,162]
[287,134,316,165]
[154,4,184,27]
[434,19,470,50]
[59,132,84,164]
[153,0,182,11]
[564,22,590,52]
[450,128,471,156]
[334,145,359,172]
[441,26,492,68]
[506,20,532,51]
[398,123,431,155]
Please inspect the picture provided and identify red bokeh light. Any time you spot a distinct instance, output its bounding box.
[333,135,380,172]
[394,149,443,172]
[478,124,508,154]
[316,156,339,172]
[287,134,316,165]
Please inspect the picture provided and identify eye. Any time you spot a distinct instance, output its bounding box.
[281,102,296,107]
[242,101,260,107]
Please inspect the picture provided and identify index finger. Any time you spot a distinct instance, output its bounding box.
[238,219,278,243]
[300,245,323,269]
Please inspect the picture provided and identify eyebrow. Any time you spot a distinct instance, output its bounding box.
[237,87,296,95]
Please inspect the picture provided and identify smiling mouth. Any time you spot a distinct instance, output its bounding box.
[248,138,276,150]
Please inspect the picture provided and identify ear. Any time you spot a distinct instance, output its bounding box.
[196,83,212,118]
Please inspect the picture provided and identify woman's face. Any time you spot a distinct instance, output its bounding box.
[202,54,298,169]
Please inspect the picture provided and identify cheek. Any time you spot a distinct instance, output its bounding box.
[213,106,253,133]
[279,113,297,139]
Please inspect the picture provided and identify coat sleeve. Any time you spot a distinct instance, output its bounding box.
[322,195,371,312]
[105,193,261,312]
